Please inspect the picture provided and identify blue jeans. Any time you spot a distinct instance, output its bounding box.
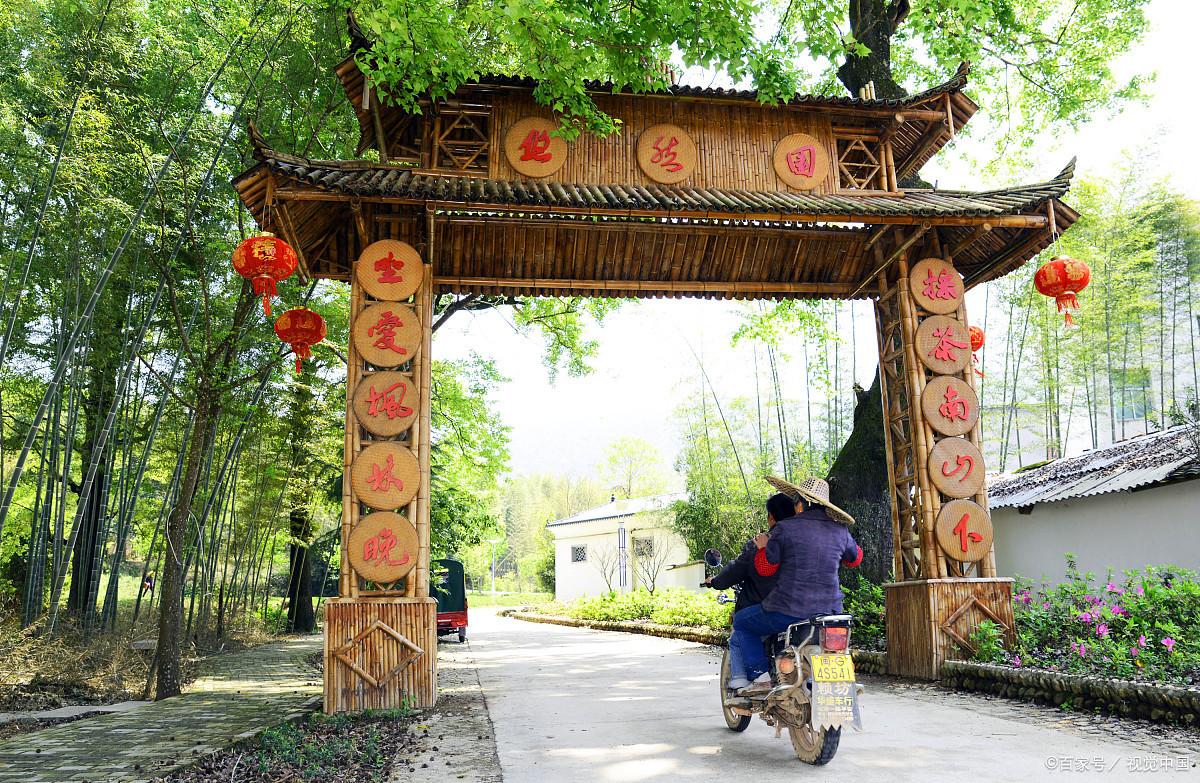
[729,604,804,680]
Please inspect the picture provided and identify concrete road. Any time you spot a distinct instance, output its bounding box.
[468,609,1197,782]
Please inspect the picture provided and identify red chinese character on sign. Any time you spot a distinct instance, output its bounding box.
[929,326,969,363]
[941,454,976,480]
[518,129,553,162]
[366,453,405,493]
[952,513,983,553]
[786,146,816,178]
[650,135,684,172]
[939,386,970,422]
[363,527,411,568]
[374,252,405,284]
[366,382,413,420]
[367,310,408,355]
[922,268,959,301]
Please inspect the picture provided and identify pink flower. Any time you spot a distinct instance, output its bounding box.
[1070,641,1087,658]
[1161,637,1176,654]
[1137,635,1147,648]
[1096,623,1109,637]
[1105,582,1124,594]
[1012,655,1022,667]
[1079,611,1093,624]
[1043,602,1051,609]
[1130,647,1139,657]
[1135,586,1144,596]
[1110,604,1125,616]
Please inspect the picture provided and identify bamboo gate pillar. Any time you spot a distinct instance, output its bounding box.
[323,236,438,712]
[874,246,1015,679]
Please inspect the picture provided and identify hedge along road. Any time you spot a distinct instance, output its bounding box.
[468,609,1197,782]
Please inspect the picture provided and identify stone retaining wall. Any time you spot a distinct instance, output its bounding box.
[939,660,1200,726]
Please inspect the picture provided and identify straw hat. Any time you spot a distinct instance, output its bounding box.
[765,475,855,526]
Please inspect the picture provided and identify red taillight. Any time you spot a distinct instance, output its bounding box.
[821,626,849,651]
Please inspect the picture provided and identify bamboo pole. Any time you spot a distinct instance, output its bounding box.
[874,275,905,581]
[416,216,435,600]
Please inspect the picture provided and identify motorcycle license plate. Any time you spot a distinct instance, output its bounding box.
[811,653,855,682]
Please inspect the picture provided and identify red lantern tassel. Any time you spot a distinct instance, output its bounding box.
[293,343,313,374]
[252,276,278,316]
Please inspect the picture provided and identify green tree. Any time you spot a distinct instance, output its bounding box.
[600,436,670,500]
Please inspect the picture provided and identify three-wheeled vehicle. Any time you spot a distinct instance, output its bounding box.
[431,558,468,642]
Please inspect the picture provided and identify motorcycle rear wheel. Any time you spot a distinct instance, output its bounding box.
[789,723,840,765]
[719,648,751,732]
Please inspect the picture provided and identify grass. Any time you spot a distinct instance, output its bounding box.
[466,590,554,607]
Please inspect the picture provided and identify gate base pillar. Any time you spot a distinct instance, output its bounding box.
[323,598,437,713]
[884,578,1015,679]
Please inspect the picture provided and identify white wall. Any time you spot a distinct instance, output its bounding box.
[551,518,700,602]
[992,479,1200,583]
[553,530,620,603]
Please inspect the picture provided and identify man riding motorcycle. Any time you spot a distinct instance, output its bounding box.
[728,477,862,693]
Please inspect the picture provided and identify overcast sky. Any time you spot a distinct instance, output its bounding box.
[434,0,1200,484]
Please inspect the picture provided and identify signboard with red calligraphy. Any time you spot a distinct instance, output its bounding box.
[351,441,420,510]
[355,240,422,302]
[352,302,421,368]
[908,257,965,315]
[772,133,829,191]
[928,436,986,499]
[353,371,419,436]
[504,117,568,178]
[921,375,979,437]
[636,124,697,185]
[916,315,972,375]
[348,511,419,584]
[934,499,993,563]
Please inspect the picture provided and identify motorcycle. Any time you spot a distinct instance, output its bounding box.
[702,548,864,765]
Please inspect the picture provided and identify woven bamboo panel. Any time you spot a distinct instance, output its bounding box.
[884,578,1015,679]
[908,257,964,315]
[355,240,423,301]
[929,436,985,498]
[636,124,697,184]
[324,599,437,712]
[772,132,830,190]
[350,441,420,510]
[352,371,419,436]
[922,375,979,436]
[352,302,421,367]
[916,315,972,374]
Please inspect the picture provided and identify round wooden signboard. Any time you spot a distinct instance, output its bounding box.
[352,302,420,368]
[351,441,420,510]
[922,375,979,437]
[636,124,697,185]
[908,257,964,315]
[353,371,419,437]
[929,436,986,499]
[504,117,568,178]
[916,315,972,375]
[355,240,422,302]
[348,511,418,584]
[935,499,993,563]
[772,133,829,191]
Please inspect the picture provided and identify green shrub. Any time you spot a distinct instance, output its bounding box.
[842,573,885,651]
[1009,557,1199,684]
[969,619,1007,664]
[568,588,732,629]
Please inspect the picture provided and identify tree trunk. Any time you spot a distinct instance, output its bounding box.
[826,375,891,584]
[153,394,216,700]
[837,0,910,100]
[285,508,315,633]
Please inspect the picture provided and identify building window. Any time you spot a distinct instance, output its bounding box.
[571,545,587,563]
[632,538,654,558]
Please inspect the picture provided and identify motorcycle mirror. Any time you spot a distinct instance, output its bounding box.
[703,548,723,568]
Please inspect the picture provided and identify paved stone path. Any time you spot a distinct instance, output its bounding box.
[0,636,322,783]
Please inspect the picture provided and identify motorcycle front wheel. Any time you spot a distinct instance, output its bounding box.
[719,648,751,732]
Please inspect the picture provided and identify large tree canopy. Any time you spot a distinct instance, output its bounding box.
[356,0,1150,145]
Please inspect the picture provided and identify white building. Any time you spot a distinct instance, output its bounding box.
[988,426,1200,583]
[547,492,703,603]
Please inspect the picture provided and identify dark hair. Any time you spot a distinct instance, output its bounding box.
[766,493,795,522]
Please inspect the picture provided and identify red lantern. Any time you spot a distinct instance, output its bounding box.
[274,308,326,373]
[1034,256,1091,326]
[968,325,985,378]
[232,232,298,316]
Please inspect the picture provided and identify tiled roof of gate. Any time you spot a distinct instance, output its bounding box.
[250,145,1076,222]
[988,427,1200,509]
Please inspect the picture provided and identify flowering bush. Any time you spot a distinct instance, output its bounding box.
[996,557,1199,685]
[568,588,733,630]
